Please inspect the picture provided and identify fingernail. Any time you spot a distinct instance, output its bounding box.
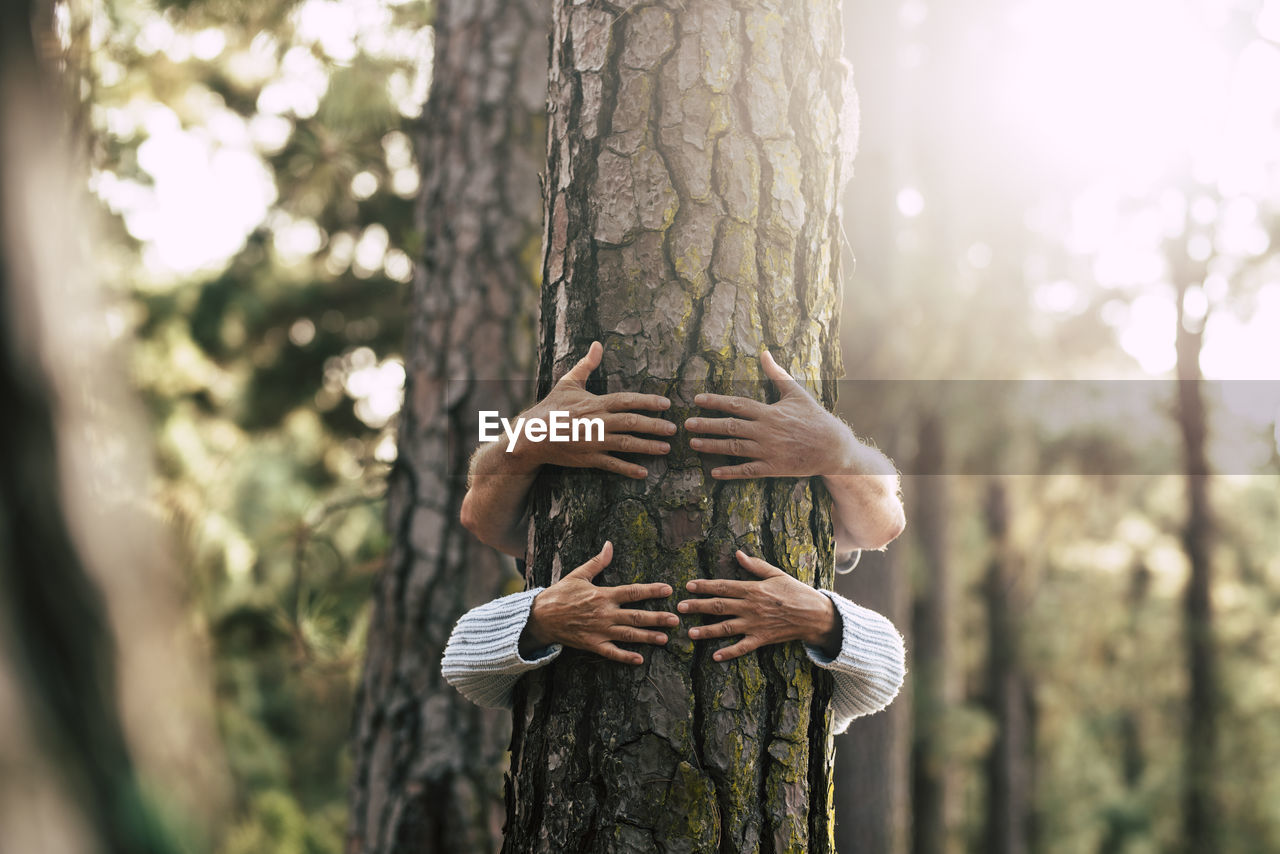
[664,422,678,434]
[713,652,723,661]
[711,468,724,477]
[657,635,668,644]
[678,601,689,612]
[685,418,699,428]
[658,442,670,452]
[686,581,698,591]
[661,585,672,595]
[690,438,703,449]
[660,397,671,408]
[689,628,701,638]
[694,394,707,404]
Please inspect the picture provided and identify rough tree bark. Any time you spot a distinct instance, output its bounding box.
[1171,249,1216,854]
[346,1,548,850]
[980,479,1032,854]
[910,413,952,854]
[505,0,852,850]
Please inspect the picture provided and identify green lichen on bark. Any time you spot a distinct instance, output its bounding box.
[508,0,849,851]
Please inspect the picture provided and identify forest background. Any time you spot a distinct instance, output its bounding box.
[3,0,1280,852]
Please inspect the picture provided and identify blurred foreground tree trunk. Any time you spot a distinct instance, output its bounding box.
[346,1,548,850]
[504,0,852,849]
[911,413,952,854]
[0,4,180,853]
[981,479,1032,854]
[1171,250,1217,854]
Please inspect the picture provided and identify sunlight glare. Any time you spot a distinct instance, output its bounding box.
[998,0,1231,184]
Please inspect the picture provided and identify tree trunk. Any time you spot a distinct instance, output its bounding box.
[835,2,912,847]
[346,1,548,850]
[506,0,851,850]
[1172,261,1216,854]
[981,479,1032,854]
[0,5,180,852]
[835,548,911,854]
[910,413,951,854]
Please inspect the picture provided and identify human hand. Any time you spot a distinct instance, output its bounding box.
[524,541,680,665]
[684,350,852,480]
[678,550,841,661]
[519,341,677,479]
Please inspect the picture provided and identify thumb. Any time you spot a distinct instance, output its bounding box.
[570,540,614,580]
[560,341,603,387]
[735,549,784,578]
[761,350,803,398]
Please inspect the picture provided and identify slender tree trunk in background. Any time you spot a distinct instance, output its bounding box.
[346,1,548,850]
[911,413,951,854]
[0,6,178,853]
[506,0,851,849]
[836,2,911,847]
[835,546,911,854]
[1099,562,1151,854]
[1172,261,1216,854]
[981,479,1031,854]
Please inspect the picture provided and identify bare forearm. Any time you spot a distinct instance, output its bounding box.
[821,426,905,552]
[459,441,540,557]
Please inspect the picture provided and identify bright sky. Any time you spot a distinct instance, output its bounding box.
[991,0,1280,380]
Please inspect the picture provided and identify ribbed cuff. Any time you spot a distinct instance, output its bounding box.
[441,588,563,709]
[803,589,907,732]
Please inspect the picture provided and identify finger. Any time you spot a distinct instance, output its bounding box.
[761,350,804,399]
[710,461,773,480]
[599,391,672,412]
[691,393,770,419]
[604,411,678,437]
[713,636,763,662]
[620,608,681,629]
[677,598,742,618]
[687,618,742,639]
[607,625,670,645]
[589,453,649,479]
[592,641,644,665]
[611,581,675,603]
[688,436,764,459]
[602,433,672,456]
[735,549,785,578]
[568,541,613,580]
[684,416,758,439]
[560,341,603,387]
[685,578,753,597]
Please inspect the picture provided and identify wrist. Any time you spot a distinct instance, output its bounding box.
[803,589,841,651]
[522,593,555,650]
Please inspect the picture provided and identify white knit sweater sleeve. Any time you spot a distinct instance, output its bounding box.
[441,588,562,709]
[803,589,907,734]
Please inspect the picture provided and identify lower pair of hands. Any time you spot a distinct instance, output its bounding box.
[522,541,841,665]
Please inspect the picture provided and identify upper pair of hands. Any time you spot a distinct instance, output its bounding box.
[516,340,849,481]
[523,541,841,665]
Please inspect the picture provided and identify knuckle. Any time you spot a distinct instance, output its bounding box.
[712,599,727,615]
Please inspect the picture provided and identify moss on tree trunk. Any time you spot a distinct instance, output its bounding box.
[506,1,851,850]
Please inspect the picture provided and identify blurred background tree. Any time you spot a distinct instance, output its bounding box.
[25,0,1280,851]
